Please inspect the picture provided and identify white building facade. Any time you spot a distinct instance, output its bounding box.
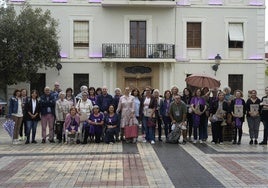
[9,0,267,96]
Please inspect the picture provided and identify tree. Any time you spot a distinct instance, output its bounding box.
[0,4,60,86]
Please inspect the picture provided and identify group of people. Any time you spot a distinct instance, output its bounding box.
[7,82,268,146]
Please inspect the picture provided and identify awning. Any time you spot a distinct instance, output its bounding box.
[228,23,244,41]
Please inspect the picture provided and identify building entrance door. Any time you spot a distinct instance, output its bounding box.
[125,77,151,93]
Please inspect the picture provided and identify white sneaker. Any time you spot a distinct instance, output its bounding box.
[199,140,203,144]
[193,140,197,144]
[219,142,223,145]
[151,140,155,144]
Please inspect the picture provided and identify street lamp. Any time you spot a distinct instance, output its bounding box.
[212,54,221,75]
[56,62,62,75]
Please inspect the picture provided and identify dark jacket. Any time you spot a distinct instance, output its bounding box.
[96,94,114,113]
[230,98,246,122]
[245,98,261,117]
[209,99,229,115]
[24,99,41,121]
[40,93,55,115]
[160,98,173,117]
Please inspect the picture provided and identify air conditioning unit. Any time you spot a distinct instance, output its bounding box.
[156,43,165,51]
[105,46,112,53]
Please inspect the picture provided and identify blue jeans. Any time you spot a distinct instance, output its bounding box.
[26,120,38,142]
[142,116,155,142]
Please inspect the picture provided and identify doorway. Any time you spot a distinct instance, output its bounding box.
[125,77,151,94]
[130,21,146,58]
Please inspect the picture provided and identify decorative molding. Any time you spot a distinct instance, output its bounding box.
[89,0,101,3]
[125,66,152,74]
[52,0,67,3]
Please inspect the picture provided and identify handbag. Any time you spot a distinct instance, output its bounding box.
[124,125,138,139]
[147,118,156,127]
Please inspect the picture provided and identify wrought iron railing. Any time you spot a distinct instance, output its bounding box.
[102,43,175,59]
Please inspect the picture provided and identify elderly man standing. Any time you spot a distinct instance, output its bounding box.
[96,86,114,114]
[40,86,56,143]
[169,94,187,144]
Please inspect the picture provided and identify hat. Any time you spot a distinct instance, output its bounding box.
[93,105,99,109]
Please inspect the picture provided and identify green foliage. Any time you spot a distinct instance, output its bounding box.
[265,67,268,76]
[0,4,60,85]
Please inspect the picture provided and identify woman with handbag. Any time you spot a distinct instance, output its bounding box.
[117,87,138,143]
[140,86,157,144]
[209,92,228,144]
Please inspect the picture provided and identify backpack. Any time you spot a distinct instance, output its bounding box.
[166,125,181,144]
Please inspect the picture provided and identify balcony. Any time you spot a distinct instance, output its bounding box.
[102,0,176,7]
[102,43,175,59]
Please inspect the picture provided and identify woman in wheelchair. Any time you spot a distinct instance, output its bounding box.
[64,107,80,144]
[104,105,119,144]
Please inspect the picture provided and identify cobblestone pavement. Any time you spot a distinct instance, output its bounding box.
[0,119,268,188]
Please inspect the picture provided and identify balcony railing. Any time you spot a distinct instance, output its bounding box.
[102,43,175,59]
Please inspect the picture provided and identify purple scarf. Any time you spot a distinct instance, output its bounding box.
[235,99,242,128]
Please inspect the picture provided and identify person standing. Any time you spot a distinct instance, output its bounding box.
[181,88,193,141]
[117,87,138,143]
[160,90,173,141]
[153,89,163,141]
[51,82,62,102]
[24,90,41,144]
[8,89,23,144]
[190,89,207,144]
[65,87,76,108]
[55,91,70,143]
[140,86,157,144]
[259,87,268,145]
[19,88,29,141]
[230,90,246,145]
[96,86,114,114]
[76,91,93,142]
[169,95,187,144]
[131,88,142,140]
[246,90,261,145]
[209,92,228,144]
[40,86,56,143]
[88,87,97,106]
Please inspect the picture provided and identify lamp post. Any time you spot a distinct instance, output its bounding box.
[212,54,221,76]
[56,62,62,75]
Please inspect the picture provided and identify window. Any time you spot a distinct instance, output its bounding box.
[74,74,89,96]
[73,21,89,47]
[228,23,244,48]
[187,22,201,48]
[228,74,243,94]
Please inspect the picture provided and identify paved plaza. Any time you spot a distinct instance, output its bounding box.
[0,120,268,188]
